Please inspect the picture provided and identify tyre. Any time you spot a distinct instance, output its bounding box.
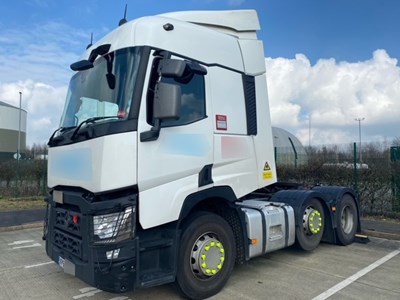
[336,194,358,245]
[295,198,325,251]
[176,212,236,300]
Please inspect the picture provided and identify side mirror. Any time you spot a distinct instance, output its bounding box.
[140,82,181,142]
[158,59,207,78]
[70,60,94,71]
[187,61,207,75]
[158,59,187,78]
[153,82,181,120]
[70,44,111,71]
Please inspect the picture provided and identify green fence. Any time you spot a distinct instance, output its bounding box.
[276,142,400,218]
[0,159,47,198]
[391,146,400,212]
[1,142,399,218]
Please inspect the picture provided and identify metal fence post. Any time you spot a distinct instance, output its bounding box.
[390,146,400,212]
[353,142,359,198]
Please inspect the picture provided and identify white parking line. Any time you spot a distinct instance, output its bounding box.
[312,249,400,300]
[25,261,54,269]
[11,243,42,250]
[7,240,35,245]
[0,261,54,273]
[73,287,103,299]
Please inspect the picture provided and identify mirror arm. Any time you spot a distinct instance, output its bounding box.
[140,119,161,142]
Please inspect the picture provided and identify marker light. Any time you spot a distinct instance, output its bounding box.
[251,239,258,245]
[72,214,79,225]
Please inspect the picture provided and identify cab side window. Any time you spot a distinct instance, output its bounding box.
[160,73,206,127]
[146,56,206,127]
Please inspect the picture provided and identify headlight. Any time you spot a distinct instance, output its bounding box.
[93,206,135,244]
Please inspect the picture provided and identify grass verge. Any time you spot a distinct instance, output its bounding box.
[0,196,46,211]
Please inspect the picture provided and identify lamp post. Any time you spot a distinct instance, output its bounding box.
[17,92,22,160]
[355,117,365,163]
[308,115,311,148]
[15,91,22,196]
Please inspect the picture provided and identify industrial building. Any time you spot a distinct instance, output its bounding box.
[0,100,27,160]
[272,126,308,166]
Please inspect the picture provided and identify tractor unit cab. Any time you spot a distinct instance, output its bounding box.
[44,10,360,300]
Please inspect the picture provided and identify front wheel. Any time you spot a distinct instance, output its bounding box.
[336,194,358,245]
[295,198,325,251]
[176,212,236,300]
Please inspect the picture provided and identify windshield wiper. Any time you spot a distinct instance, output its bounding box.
[71,116,120,140]
[48,126,76,146]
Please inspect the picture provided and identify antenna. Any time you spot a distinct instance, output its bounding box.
[119,4,128,26]
[86,32,93,49]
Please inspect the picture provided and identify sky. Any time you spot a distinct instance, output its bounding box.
[0,0,399,147]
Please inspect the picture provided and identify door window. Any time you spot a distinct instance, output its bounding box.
[147,56,206,127]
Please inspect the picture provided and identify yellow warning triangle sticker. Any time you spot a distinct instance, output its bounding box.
[263,162,271,171]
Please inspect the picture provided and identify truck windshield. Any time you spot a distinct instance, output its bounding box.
[60,47,142,128]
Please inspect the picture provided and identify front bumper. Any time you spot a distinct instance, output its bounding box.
[45,188,138,293]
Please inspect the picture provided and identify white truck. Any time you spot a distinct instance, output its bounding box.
[44,10,360,299]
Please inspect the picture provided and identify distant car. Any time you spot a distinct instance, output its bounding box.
[322,162,369,169]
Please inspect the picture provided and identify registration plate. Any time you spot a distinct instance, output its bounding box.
[58,256,75,275]
[58,256,65,268]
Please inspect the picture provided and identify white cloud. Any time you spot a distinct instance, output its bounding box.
[266,49,400,145]
[0,20,90,146]
[1,17,399,150]
[0,21,88,86]
[0,80,67,146]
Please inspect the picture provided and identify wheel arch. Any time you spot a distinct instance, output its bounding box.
[312,186,361,234]
[270,189,337,244]
[178,186,248,264]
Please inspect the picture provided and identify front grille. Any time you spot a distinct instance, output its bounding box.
[54,229,82,258]
[55,208,81,234]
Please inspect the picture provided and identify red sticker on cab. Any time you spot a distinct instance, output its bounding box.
[216,115,227,130]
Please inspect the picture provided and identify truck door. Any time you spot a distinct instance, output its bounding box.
[137,54,213,229]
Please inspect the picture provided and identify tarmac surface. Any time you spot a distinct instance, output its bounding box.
[0,208,399,240]
[1,226,399,299]
[0,209,46,228]
[361,218,400,241]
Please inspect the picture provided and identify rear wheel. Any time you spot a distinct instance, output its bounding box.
[176,212,235,300]
[336,194,358,245]
[295,198,325,251]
